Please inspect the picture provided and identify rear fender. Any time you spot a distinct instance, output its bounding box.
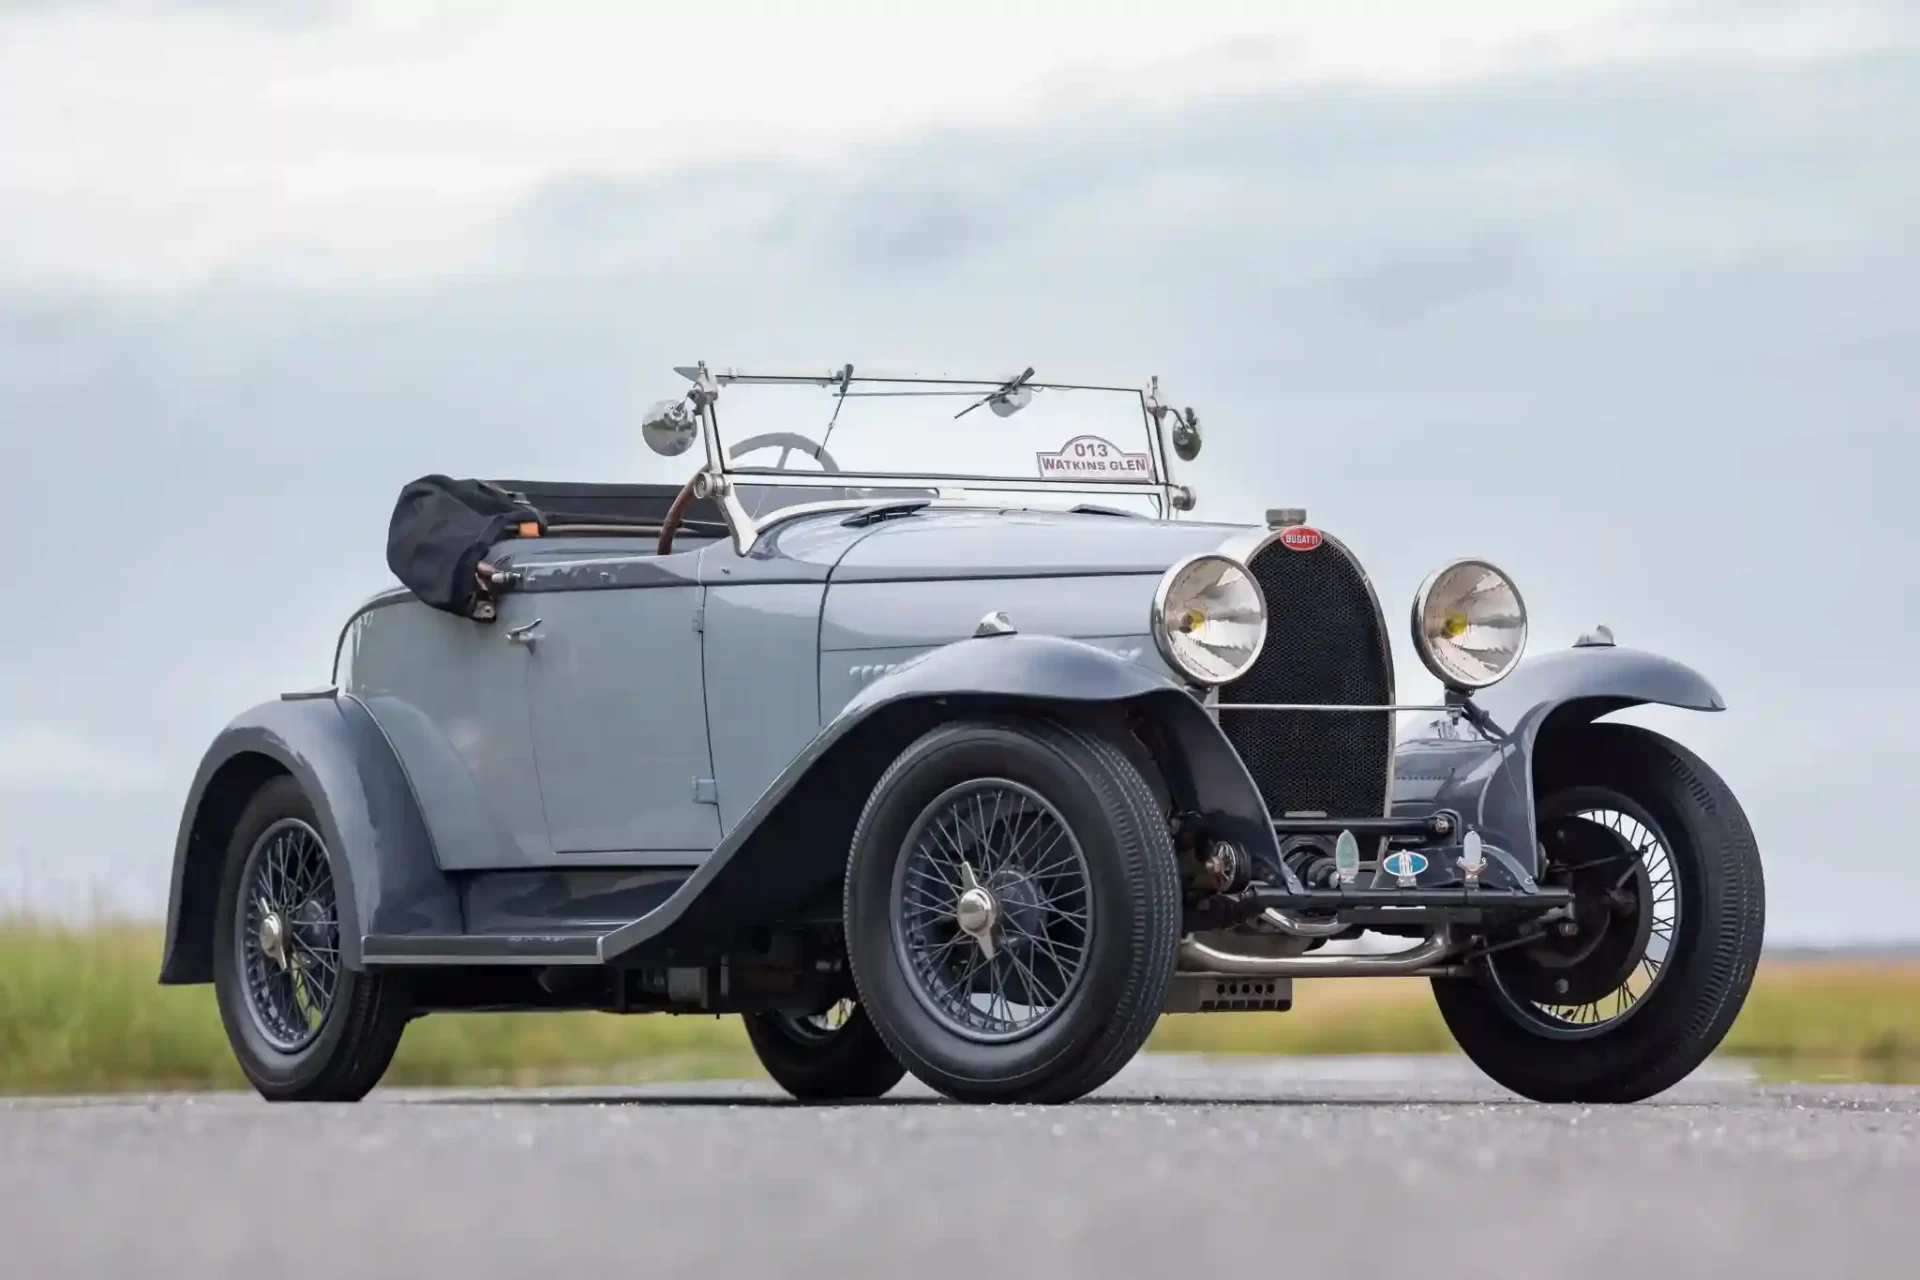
[160,692,461,983]
[1392,646,1725,878]
[598,634,1278,960]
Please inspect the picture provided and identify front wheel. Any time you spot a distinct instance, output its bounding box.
[742,1000,906,1101]
[212,777,410,1102]
[843,719,1182,1105]
[1433,723,1765,1102]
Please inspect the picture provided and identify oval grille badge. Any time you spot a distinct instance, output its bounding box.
[1279,525,1323,552]
[1381,850,1429,879]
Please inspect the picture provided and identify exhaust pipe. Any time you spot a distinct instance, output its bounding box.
[1258,906,1346,939]
[1176,929,1457,978]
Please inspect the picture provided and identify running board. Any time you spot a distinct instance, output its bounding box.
[361,933,605,966]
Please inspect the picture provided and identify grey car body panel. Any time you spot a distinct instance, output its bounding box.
[827,507,1243,581]
[462,868,690,934]
[341,593,552,864]
[353,692,535,869]
[160,693,462,982]
[1390,645,1726,879]
[1474,644,1726,724]
[592,631,1280,962]
[508,543,707,593]
[702,581,827,832]
[521,584,721,853]
[818,573,1163,651]
[695,511,871,584]
[821,635,1164,719]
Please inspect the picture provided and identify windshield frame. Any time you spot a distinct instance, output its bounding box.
[674,362,1192,552]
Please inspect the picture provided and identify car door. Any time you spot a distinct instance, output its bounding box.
[521,576,723,859]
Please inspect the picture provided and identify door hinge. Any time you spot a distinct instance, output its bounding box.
[692,778,718,805]
[691,602,704,634]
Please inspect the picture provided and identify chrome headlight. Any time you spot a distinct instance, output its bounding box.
[1411,559,1528,690]
[1151,554,1267,686]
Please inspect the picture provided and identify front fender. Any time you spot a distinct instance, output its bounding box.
[598,633,1277,960]
[838,631,1173,715]
[1392,645,1725,878]
[159,693,462,983]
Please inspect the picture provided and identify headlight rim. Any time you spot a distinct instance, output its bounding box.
[1151,552,1269,687]
[1410,557,1529,691]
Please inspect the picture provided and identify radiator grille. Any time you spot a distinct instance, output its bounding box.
[1220,531,1394,830]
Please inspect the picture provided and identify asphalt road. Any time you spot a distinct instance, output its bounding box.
[5,1054,1916,1279]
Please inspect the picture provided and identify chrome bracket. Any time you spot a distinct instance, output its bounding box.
[1458,829,1487,888]
[694,468,761,557]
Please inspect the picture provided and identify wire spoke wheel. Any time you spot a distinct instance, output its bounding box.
[1488,788,1680,1039]
[775,998,856,1046]
[890,779,1093,1043]
[1431,724,1763,1104]
[235,817,341,1053]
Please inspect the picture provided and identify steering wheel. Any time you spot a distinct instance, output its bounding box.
[656,431,841,555]
[728,432,841,475]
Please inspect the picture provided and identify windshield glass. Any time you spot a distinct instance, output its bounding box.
[708,376,1168,517]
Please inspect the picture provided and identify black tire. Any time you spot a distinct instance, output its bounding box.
[1432,723,1765,1103]
[843,718,1181,1104]
[741,1002,907,1102]
[212,776,410,1102]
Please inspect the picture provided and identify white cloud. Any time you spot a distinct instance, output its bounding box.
[0,725,167,790]
[1,0,1907,290]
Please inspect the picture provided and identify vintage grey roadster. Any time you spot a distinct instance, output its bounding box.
[161,363,1764,1105]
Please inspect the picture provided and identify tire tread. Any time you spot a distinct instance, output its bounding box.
[843,716,1181,1104]
[213,776,409,1103]
[1433,722,1765,1103]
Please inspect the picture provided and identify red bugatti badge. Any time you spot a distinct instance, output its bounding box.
[1279,526,1323,552]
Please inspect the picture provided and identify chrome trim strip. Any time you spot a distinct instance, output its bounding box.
[725,469,1172,494]
[686,366,1144,393]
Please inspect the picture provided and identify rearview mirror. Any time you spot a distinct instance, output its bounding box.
[642,397,699,457]
[1171,408,1201,461]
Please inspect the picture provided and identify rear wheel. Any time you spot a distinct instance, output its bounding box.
[843,719,1181,1104]
[212,777,410,1102]
[742,1000,906,1101]
[1432,723,1765,1102]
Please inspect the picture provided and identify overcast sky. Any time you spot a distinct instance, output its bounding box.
[2,0,1914,943]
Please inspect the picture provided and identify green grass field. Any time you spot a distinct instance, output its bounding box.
[4,916,1915,1094]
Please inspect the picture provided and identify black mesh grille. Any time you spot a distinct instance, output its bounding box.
[1220,533,1393,827]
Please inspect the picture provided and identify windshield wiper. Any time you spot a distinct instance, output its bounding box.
[953,367,1035,419]
[841,499,933,527]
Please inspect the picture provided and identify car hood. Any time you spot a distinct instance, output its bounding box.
[824,506,1254,582]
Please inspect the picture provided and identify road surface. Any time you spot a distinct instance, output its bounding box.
[3,1055,1915,1278]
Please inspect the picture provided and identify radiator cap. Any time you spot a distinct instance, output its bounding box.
[1265,507,1307,529]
